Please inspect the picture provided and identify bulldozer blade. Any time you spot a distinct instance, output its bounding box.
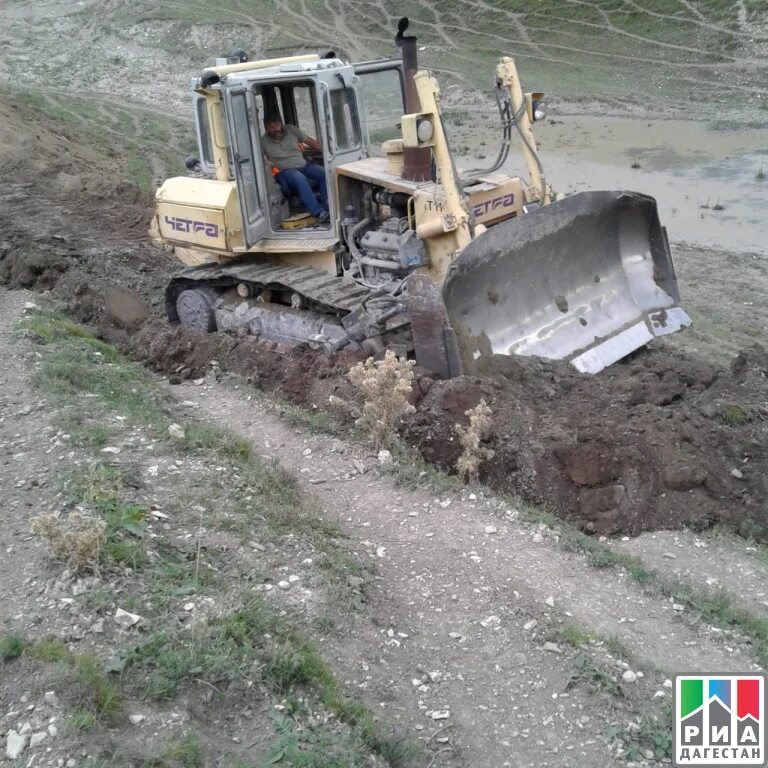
[442,191,691,374]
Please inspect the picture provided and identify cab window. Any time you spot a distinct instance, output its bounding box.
[357,68,404,152]
[329,86,361,152]
[195,97,215,166]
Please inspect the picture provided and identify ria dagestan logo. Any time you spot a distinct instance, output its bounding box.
[675,676,765,765]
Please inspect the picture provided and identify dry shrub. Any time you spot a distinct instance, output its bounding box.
[31,512,107,572]
[347,350,416,449]
[455,398,495,482]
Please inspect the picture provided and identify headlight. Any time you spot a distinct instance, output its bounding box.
[417,119,434,143]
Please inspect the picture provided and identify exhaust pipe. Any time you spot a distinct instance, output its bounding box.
[396,18,431,182]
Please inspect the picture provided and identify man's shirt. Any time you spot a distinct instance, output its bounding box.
[262,124,308,170]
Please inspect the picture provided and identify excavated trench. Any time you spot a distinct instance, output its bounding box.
[2,199,766,543]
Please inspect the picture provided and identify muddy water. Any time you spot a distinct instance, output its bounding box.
[458,115,768,254]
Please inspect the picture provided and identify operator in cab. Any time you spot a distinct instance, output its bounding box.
[262,115,329,224]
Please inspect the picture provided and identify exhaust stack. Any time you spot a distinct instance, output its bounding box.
[396,18,431,182]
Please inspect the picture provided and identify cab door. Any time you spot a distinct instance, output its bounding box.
[223,87,268,247]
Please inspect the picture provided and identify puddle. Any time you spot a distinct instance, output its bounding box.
[455,114,768,254]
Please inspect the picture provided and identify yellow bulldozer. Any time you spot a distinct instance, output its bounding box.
[151,18,690,377]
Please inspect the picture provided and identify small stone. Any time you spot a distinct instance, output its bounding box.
[532,533,544,544]
[622,670,638,684]
[90,619,105,634]
[545,595,555,608]
[484,525,498,535]
[19,723,32,735]
[67,760,76,768]
[431,710,450,720]
[183,602,195,612]
[128,714,145,725]
[543,642,562,654]
[43,692,59,708]
[114,608,142,628]
[377,450,393,466]
[288,574,300,583]
[663,678,673,688]
[438,499,452,509]
[731,468,744,479]
[302,448,312,457]
[654,690,666,699]
[101,446,121,454]
[448,632,463,640]
[30,732,47,748]
[523,619,538,631]
[6,730,28,760]
[277,580,291,590]
[468,493,477,501]
[168,423,185,440]
[24,301,39,312]
[47,724,58,737]
[672,603,685,612]
[662,552,676,559]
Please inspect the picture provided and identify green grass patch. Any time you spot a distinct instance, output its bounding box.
[276,400,335,434]
[65,464,150,570]
[568,652,622,697]
[0,634,26,662]
[159,734,203,768]
[24,309,171,432]
[28,636,73,663]
[719,403,750,426]
[266,701,413,768]
[605,702,673,761]
[126,596,412,764]
[385,443,462,494]
[25,639,122,726]
[553,623,595,649]
[180,422,252,461]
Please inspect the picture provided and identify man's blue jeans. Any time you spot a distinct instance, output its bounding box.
[277,163,328,217]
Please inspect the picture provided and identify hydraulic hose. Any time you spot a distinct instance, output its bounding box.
[461,85,513,182]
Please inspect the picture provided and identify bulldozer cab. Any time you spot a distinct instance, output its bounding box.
[194,61,374,246]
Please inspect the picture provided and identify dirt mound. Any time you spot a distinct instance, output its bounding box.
[409,347,767,537]
[116,308,767,540]
[127,322,364,403]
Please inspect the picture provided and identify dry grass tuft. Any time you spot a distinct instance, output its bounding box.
[31,512,107,572]
[347,350,416,449]
[455,398,495,482]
